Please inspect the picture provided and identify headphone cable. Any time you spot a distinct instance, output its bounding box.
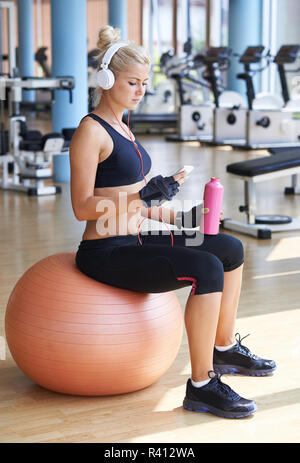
[99,89,174,246]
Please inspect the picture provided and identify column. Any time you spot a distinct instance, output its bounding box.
[17,0,35,102]
[227,0,263,96]
[109,0,128,40]
[51,0,87,132]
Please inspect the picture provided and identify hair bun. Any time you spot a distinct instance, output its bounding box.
[97,25,122,52]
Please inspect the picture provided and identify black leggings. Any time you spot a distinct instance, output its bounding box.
[75,231,244,296]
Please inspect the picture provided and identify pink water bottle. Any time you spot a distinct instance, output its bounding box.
[202,177,224,235]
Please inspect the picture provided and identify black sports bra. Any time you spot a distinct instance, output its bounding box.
[85,113,152,188]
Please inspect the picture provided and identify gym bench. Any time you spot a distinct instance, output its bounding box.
[221,148,300,239]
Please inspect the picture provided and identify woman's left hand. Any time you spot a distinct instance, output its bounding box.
[175,204,208,229]
[176,206,224,229]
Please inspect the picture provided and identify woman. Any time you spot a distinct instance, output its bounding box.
[70,25,276,419]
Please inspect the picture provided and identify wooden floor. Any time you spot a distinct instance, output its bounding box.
[1,113,300,443]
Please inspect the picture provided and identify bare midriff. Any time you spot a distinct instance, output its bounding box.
[80,115,149,241]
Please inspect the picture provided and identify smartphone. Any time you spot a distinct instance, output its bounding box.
[173,165,194,177]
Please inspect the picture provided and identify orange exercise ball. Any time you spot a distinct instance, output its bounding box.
[5,253,183,396]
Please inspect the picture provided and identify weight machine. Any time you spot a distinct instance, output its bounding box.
[237,46,300,149]
[0,0,75,196]
[165,46,216,142]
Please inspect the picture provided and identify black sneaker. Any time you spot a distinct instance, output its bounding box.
[213,333,277,376]
[183,371,257,419]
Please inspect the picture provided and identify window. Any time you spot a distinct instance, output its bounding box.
[209,0,229,46]
[262,0,300,98]
[177,0,206,54]
[142,0,174,64]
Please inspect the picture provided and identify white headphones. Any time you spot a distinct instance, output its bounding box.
[96,42,127,90]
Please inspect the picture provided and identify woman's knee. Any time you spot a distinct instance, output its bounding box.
[224,235,244,271]
[194,253,224,294]
[214,234,244,271]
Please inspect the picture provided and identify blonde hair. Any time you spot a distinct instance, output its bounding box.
[91,25,151,108]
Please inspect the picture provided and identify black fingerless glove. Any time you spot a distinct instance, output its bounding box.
[139,175,180,207]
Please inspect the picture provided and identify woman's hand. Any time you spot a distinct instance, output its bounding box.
[139,174,181,207]
[176,206,223,229]
[175,204,209,229]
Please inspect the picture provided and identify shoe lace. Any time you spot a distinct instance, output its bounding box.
[208,370,240,400]
[235,333,259,360]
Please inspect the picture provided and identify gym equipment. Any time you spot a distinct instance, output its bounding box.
[129,47,195,134]
[202,45,300,149]
[35,45,97,112]
[165,49,216,142]
[273,44,300,137]
[135,50,178,116]
[274,45,300,108]
[221,147,300,239]
[191,46,247,146]
[0,76,75,195]
[164,0,219,142]
[5,253,183,396]
[203,46,267,147]
[129,0,195,134]
[205,46,248,145]
[228,46,300,149]
[269,147,300,195]
[35,47,51,78]
[0,1,75,195]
